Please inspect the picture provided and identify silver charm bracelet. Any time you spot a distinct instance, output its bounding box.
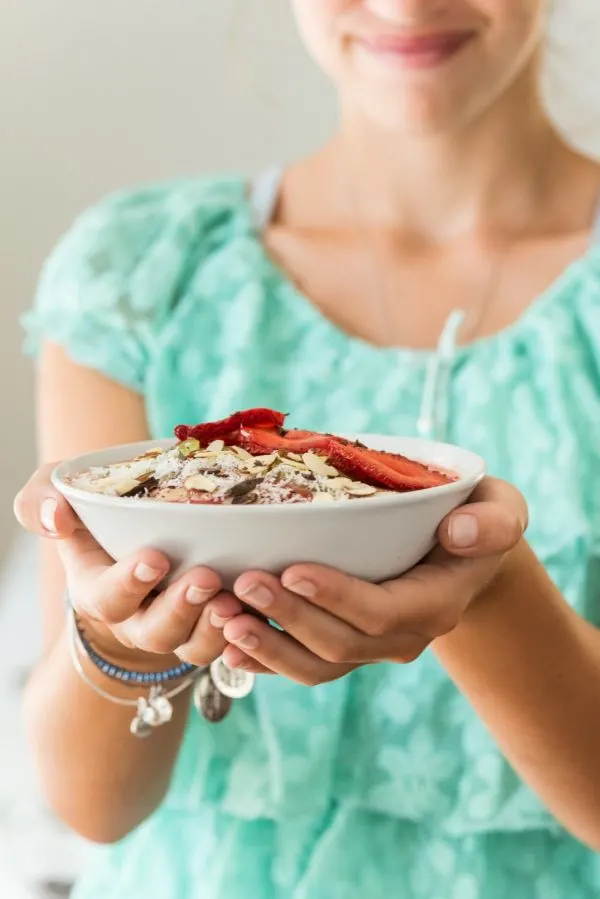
[67,608,256,736]
[68,609,196,737]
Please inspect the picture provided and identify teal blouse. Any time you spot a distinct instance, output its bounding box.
[24,175,600,898]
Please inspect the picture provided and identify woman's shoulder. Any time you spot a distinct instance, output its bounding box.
[23,173,253,392]
[54,173,249,260]
[35,172,253,303]
[569,241,600,337]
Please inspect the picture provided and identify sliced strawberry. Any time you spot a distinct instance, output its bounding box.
[361,449,454,489]
[175,410,454,493]
[325,442,449,491]
[285,430,352,447]
[238,427,332,455]
[175,408,286,444]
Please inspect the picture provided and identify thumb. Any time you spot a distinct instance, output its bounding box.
[437,477,528,559]
[14,462,81,539]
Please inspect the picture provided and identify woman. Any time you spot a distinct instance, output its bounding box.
[14,1,600,896]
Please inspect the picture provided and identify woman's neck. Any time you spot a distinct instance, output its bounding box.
[310,66,573,243]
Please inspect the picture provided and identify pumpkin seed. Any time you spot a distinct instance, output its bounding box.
[178,438,201,458]
[225,478,264,498]
[232,491,259,505]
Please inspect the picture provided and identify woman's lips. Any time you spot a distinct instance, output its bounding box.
[356,31,475,70]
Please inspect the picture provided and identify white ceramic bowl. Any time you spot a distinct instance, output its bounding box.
[53,435,485,587]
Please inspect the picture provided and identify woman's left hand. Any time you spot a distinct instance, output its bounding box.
[220,478,528,684]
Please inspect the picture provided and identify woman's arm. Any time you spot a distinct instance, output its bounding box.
[208,480,600,850]
[24,343,196,843]
[433,540,600,851]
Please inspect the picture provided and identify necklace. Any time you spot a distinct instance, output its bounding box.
[339,141,551,441]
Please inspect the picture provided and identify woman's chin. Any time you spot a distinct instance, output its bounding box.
[349,87,472,137]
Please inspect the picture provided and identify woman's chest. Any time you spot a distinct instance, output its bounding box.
[148,268,600,592]
[263,225,591,350]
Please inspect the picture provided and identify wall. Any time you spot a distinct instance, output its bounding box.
[0,0,335,560]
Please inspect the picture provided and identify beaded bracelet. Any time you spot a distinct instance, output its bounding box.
[67,609,197,738]
[67,600,256,732]
[73,613,198,686]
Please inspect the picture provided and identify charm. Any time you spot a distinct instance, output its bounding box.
[130,716,153,738]
[130,701,153,738]
[134,689,174,728]
[209,656,255,700]
[193,669,232,723]
[150,693,174,725]
[130,692,173,736]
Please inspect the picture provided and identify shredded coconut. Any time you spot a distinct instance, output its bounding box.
[66,444,388,505]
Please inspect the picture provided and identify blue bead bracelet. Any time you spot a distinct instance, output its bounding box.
[74,616,198,686]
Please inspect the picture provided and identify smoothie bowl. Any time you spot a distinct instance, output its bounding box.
[53,408,486,585]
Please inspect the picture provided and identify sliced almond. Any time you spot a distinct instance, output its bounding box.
[88,473,134,490]
[184,474,218,493]
[120,475,159,498]
[282,459,311,473]
[302,452,338,477]
[286,452,304,462]
[240,462,266,475]
[206,439,225,453]
[346,483,378,497]
[89,466,110,478]
[254,453,279,465]
[156,486,189,503]
[134,448,164,460]
[116,477,145,496]
[72,478,108,493]
[233,446,254,461]
[327,477,354,490]
[312,491,335,503]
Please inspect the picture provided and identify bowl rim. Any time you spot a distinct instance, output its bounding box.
[52,435,486,515]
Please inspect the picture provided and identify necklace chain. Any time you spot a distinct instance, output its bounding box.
[339,141,551,438]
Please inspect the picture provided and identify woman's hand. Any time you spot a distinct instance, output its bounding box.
[13,463,250,671]
[220,478,528,684]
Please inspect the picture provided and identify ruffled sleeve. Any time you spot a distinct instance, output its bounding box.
[23,176,247,393]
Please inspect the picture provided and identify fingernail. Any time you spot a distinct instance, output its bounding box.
[40,498,58,534]
[134,562,163,583]
[233,634,260,651]
[185,585,213,605]
[449,514,479,548]
[239,583,274,610]
[232,658,251,670]
[210,611,231,629]
[283,578,316,599]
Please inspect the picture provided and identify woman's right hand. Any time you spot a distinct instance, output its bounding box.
[14,463,247,670]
